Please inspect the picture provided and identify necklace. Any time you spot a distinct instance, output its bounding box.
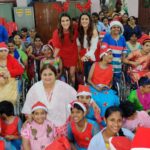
[76,120,88,132]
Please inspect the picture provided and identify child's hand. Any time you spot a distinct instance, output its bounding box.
[5,135,15,140]
[22,114,33,129]
[81,56,89,62]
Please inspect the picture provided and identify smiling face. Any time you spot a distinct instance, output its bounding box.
[13,35,22,46]
[71,107,85,123]
[7,43,15,53]
[43,46,53,57]
[111,25,121,35]
[80,14,90,29]
[41,68,56,85]
[61,16,71,31]
[142,41,150,54]
[32,109,47,124]
[105,111,123,135]
[103,51,113,63]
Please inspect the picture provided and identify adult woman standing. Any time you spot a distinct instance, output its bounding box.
[22,64,77,135]
[52,13,78,86]
[77,12,99,78]
[88,106,134,150]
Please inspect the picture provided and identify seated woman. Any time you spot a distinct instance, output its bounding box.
[0,42,24,104]
[123,37,150,83]
[128,76,150,111]
[88,106,134,150]
[120,101,150,133]
[22,64,77,136]
[88,43,119,126]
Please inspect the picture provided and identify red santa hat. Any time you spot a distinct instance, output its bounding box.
[99,31,106,39]
[68,100,87,113]
[142,37,150,45]
[32,101,48,113]
[110,20,124,34]
[77,84,91,97]
[131,127,150,150]
[109,136,131,150]
[100,43,112,59]
[0,42,8,51]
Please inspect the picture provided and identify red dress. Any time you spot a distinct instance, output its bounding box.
[52,28,78,67]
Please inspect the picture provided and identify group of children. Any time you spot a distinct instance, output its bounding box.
[0,76,150,150]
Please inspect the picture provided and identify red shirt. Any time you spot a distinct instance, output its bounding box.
[7,54,24,77]
[92,62,113,86]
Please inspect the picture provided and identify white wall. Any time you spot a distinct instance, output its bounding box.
[91,0,101,13]
[127,0,139,17]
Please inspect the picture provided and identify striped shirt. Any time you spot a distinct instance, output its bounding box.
[102,33,127,74]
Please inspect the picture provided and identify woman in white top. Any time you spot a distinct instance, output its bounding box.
[22,64,77,135]
[77,12,99,78]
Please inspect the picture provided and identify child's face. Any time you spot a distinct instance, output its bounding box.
[105,111,123,135]
[34,38,42,47]
[78,95,91,104]
[32,109,47,124]
[71,108,85,123]
[103,18,109,25]
[43,47,53,57]
[7,43,15,52]
[142,42,150,54]
[103,51,113,63]
[130,34,137,42]
[14,35,21,45]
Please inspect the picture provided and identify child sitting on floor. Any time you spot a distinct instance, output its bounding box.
[21,101,56,150]
[0,101,22,150]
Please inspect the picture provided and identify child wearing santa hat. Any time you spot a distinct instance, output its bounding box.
[67,101,100,150]
[21,101,56,150]
[77,84,102,125]
[88,43,120,126]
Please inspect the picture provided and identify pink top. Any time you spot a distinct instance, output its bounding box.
[123,111,150,131]
[21,120,56,150]
[127,50,150,73]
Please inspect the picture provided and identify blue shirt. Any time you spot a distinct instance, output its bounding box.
[0,25,8,42]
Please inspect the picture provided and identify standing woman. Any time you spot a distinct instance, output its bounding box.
[52,13,78,86]
[77,12,99,78]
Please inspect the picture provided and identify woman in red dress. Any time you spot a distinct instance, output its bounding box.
[52,13,78,86]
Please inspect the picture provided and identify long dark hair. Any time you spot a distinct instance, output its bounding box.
[78,12,93,48]
[58,13,74,43]
[105,106,125,136]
